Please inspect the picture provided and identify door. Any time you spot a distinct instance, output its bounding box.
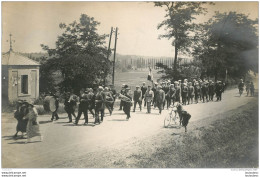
[31,70,37,99]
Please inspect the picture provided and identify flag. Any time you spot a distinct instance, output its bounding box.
[147,66,153,81]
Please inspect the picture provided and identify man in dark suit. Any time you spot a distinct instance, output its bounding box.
[156,85,165,114]
[133,86,142,112]
[75,89,89,125]
[94,86,105,124]
[141,82,147,107]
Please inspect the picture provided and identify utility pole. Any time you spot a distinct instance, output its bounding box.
[107,27,113,60]
[112,27,118,85]
[104,27,114,86]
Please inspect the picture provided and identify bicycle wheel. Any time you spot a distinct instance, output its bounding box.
[173,111,179,125]
[164,114,171,128]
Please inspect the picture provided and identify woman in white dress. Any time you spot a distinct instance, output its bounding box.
[23,102,42,143]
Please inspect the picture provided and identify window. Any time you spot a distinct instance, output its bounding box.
[21,75,28,94]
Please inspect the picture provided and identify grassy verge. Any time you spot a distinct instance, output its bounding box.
[123,100,258,168]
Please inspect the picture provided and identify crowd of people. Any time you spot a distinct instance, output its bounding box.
[13,77,255,140]
[47,78,229,124]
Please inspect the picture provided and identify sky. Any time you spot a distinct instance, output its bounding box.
[1,1,259,57]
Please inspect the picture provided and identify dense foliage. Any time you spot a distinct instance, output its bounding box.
[193,12,258,81]
[40,14,111,94]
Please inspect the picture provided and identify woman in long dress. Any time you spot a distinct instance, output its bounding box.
[23,102,42,143]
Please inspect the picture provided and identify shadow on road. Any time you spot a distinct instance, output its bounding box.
[39,120,53,124]
[108,119,128,121]
[55,121,70,124]
[2,135,18,141]
[62,123,96,127]
[8,140,42,144]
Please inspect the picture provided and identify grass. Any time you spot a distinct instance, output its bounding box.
[116,100,258,168]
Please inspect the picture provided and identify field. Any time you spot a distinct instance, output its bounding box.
[113,70,163,91]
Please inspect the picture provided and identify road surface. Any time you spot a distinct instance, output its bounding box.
[1,88,258,168]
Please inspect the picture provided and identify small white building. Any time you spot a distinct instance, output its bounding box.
[2,50,40,104]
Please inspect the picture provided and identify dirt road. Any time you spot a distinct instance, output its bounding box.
[1,88,258,168]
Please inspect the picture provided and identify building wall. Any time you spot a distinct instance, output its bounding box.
[7,65,39,103]
[2,66,9,105]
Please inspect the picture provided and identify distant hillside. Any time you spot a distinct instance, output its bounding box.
[16,52,192,70]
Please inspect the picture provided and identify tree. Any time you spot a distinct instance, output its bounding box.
[41,14,111,93]
[154,2,210,80]
[193,11,258,81]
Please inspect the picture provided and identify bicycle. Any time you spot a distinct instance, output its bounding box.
[164,105,180,128]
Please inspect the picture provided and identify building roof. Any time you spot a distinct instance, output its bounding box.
[2,50,40,66]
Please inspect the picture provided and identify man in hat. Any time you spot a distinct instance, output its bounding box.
[152,82,158,107]
[104,87,114,115]
[119,84,126,110]
[141,82,147,107]
[133,86,142,112]
[238,79,244,96]
[208,80,215,101]
[156,85,165,114]
[86,88,95,117]
[64,91,77,123]
[75,89,89,125]
[201,80,209,103]
[123,88,132,120]
[51,92,60,121]
[174,81,181,104]
[194,82,201,104]
[215,81,224,101]
[161,81,168,109]
[109,84,117,111]
[182,82,189,105]
[144,85,154,113]
[187,82,194,104]
[94,86,105,124]
[167,84,176,108]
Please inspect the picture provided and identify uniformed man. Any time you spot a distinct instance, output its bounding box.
[161,82,167,109]
[164,81,171,109]
[156,85,165,114]
[208,80,215,101]
[133,86,142,112]
[109,85,117,111]
[152,82,158,107]
[123,88,132,120]
[94,86,105,124]
[178,80,183,104]
[119,84,126,110]
[75,89,89,125]
[182,82,189,105]
[188,82,194,104]
[104,87,114,115]
[64,91,77,123]
[194,82,201,104]
[51,92,60,121]
[238,79,244,97]
[144,85,154,113]
[167,84,176,108]
[215,81,224,101]
[174,81,181,104]
[86,88,95,117]
[201,80,209,103]
[141,82,147,107]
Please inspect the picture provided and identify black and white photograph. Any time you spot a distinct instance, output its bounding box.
[1,1,259,175]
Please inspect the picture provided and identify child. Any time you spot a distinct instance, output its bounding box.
[175,103,191,132]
